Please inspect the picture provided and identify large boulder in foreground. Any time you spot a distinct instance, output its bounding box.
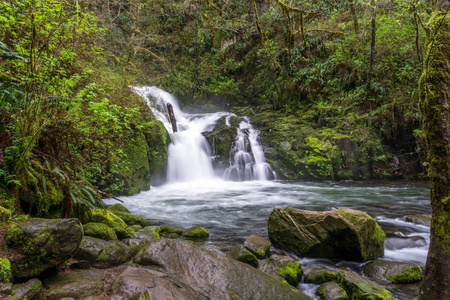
[5,218,83,278]
[134,239,312,300]
[268,208,385,261]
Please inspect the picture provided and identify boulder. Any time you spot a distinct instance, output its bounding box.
[157,225,184,236]
[229,245,259,268]
[108,264,203,300]
[113,212,152,227]
[44,269,107,300]
[364,260,423,284]
[0,282,12,296]
[122,238,150,254]
[304,267,340,284]
[128,225,142,235]
[243,235,271,259]
[12,278,42,300]
[83,222,118,241]
[384,236,427,250]
[73,237,133,269]
[86,209,132,240]
[134,239,312,300]
[133,228,160,240]
[268,208,385,261]
[259,254,303,286]
[108,203,130,213]
[316,282,348,300]
[340,270,394,299]
[5,218,83,278]
[182,226,210,239]
[403,214,431,226]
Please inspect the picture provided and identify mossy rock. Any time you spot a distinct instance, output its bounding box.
[268,208,385,262]
[87,209,132,240]
[277,261,303,286]
[0,206,11,223]
[113,212,151,227]
[364,260,423,284]
[158,225,184,236]
[122,238,150,254]
[108,203,130,213]
[182,226,209,239]
[12,278,42,300]
[243,235,271,259]
[128,225,142,235]
[0,258,11,282]
[259,254,302,286]
[304,267,341,284]
[83,222,118,241]
[229,245,258,268]
[316,282,348,300]
[94,240,133,269]
[133,228,160,240]
[340,270,395,300]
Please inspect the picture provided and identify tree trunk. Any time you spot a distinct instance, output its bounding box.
[365,0,376,101]
[349,0,359,33]
[418,5,450,300]
[167,103,178,133]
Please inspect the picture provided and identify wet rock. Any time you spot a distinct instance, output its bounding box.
[202,116,239,166]
[44,269,106,300]
[229,245,259,268]
[12,278,42,300]
[69,260,91,270]
[243,235,271,259]
[157,225,184,236]
[268,208,385,261]
[135,239,312,300]
[6,218,83,278]
[182,226,210,239]
[108,203,130,213]
[340,270,394,299]
[316,282,348,300]
[83,222,118,241]
[109,264,202,300]
[384,236,427,250]
[133,228,160,240]
[122,238,150,254]
[304,267,340,284]
[403,215,431,226]
[259,254,302,286]
[73,237,133,269]
[0,282,12,295]
[364,260,423,284]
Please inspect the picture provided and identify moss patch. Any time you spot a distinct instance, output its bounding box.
[108,203,130,213]
[182,226,209,238]
[277,261,303,286]
[83,222,118,241]
[0,257,11,282]
[388,265,423,284]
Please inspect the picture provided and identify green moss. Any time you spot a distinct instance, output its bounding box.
[0,206,11,223]
[87,209,131,239]
[305,270,340,284]
[388,265,423,284]
[128,225,142,235]
[182,226,209,238]
[0,258,11,282]
[158,225,185,235]
[113,211,151,227]
[230,246,258,268]
[83,222,118,240]
[277,261,303,286]
[108,203,130,213]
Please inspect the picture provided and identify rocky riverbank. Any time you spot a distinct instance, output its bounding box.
[0,204,426,299]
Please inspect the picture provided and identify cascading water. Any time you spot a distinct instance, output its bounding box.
[131,86,274,182]
[223,118,276,181]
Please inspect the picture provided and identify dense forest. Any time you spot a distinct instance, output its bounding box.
[0,0,435,218]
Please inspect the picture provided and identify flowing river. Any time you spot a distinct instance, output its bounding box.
[105,87,430,299]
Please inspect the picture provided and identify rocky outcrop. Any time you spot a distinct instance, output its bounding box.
[364,260,423,284]
[5,218,83,278]
[134,239,312,300]
[267,208,385,261]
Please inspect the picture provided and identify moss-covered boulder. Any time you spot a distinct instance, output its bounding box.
[86,209,132,240]
[229,245,259,268]
[133,227,160,240]
[113,211,152,227]
[0,258,11,282]
[157,225,184,236]
[0,206,11,223]
[134,239,312,300]
[243,235,271,259]
[304,267,341,284]
[268,208,385,261]
[340,270,394,299]
[5,218,83,278]
[259,254,303,286]
[83,222,118,241]
[316,282,348,300]
[12,278,42,300]
[108,203,130,213]
[73,237,133,269]
[182,226,209,239]
[364,260,423,284]
[128,225,142,235]
[122,238,150,254]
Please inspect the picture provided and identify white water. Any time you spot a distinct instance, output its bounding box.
[132,86,274,182]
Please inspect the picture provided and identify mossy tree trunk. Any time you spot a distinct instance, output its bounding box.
[418,5,450,299]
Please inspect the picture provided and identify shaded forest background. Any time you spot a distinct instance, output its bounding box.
[0,0,432,218]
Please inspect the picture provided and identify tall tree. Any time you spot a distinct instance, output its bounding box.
[418,2,450,299]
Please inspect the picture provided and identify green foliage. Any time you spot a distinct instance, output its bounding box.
[0,257,11,282]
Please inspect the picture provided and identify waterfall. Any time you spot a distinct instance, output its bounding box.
[132,86,275,183]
